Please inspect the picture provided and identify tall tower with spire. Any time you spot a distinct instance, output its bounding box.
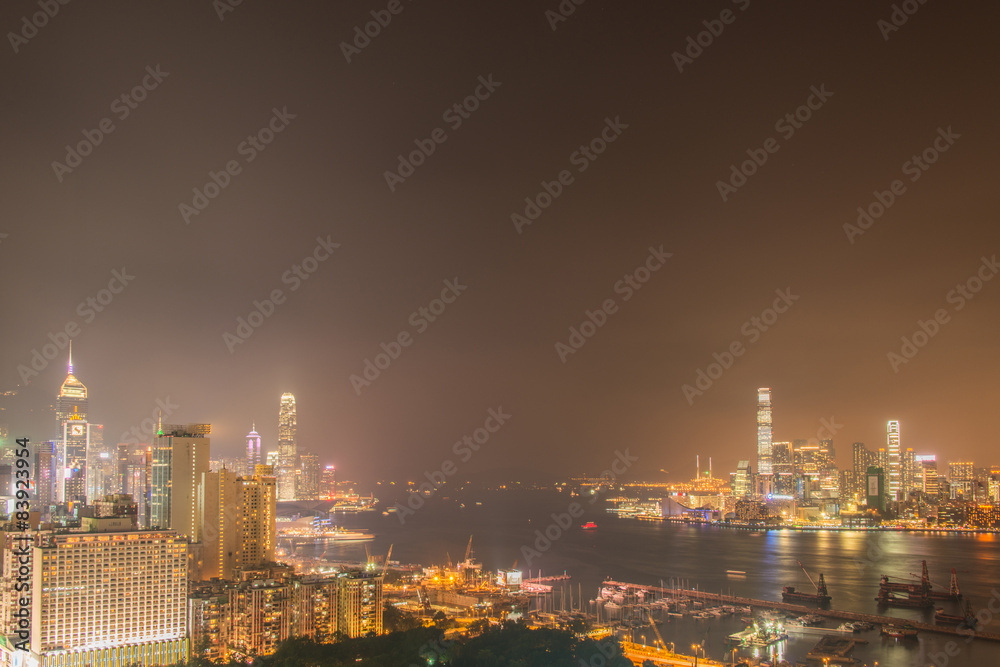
[56,344,90,503]
[246,422,262,472]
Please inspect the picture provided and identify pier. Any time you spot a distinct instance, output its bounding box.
[603,580,1000,643]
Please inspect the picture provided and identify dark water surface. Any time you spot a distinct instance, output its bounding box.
[302,490,1000,666]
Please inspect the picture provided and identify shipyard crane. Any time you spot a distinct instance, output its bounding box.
[798,561,820,591]
[464,535,474,563]
[382,544,393,572]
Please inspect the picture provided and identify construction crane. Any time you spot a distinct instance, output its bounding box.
[382,544,393,572]
[463,535,474,564]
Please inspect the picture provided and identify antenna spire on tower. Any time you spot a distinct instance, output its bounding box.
[157,409,163,436]
[68,340,73,374]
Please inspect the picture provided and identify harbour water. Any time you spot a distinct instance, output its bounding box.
[299,489,1000,665]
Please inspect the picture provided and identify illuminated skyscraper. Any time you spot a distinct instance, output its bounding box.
[277,393,297,500]
[756,388,772,477]
[198,467,275,582]
[246,423,261,471]
[887,420,901,501]
[916,455,938,495]
[151,424,211,539]
[298,452,320,499]
[55,346,90,503]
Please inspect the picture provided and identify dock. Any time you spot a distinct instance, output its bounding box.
[603,580,1000,642]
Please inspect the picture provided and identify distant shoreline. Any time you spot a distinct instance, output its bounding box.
[631,516,1000,534]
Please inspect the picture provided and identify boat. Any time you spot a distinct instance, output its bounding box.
[782,561,832,605]
[935,602,978,630]
[726,569,747,575]
[881,624,918,639]
[581,521,597,530]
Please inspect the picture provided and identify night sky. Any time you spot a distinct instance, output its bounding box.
[3,1,998,483]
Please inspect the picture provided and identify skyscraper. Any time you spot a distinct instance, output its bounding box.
[277,393,297,501]
[246,423,261,471]
[151,423,211,539]
[887,420,901,501]
[851,442,875,502]
[756,387,772,477]
[55,347,89,503]
[298,452,320,500]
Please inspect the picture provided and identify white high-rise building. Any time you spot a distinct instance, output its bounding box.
[757,388,773,477]
[887,420,901,501]
[26,530,189,666]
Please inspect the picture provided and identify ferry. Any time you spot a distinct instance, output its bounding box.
[581,521,598,530]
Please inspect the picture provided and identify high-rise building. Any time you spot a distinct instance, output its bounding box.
[733,460,752,498]
[866,466,886,513]
[321,465,336,499]
[887,420,901,501]
[151,423,211,539]
[55,348,89,503]
[948,461,974,499]
[916,455,938,496]
[851,443,874,500]
[337,570,383,638]
[84,423,109,503]
[298,452,320,500]
[246,423,262,472]
[756,388,772,477]
[33,440,57,510]
[28,529,189,666]
[277,393,297,501]
[901,447,917,498]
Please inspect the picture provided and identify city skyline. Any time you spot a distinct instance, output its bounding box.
[13,351,996,486]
